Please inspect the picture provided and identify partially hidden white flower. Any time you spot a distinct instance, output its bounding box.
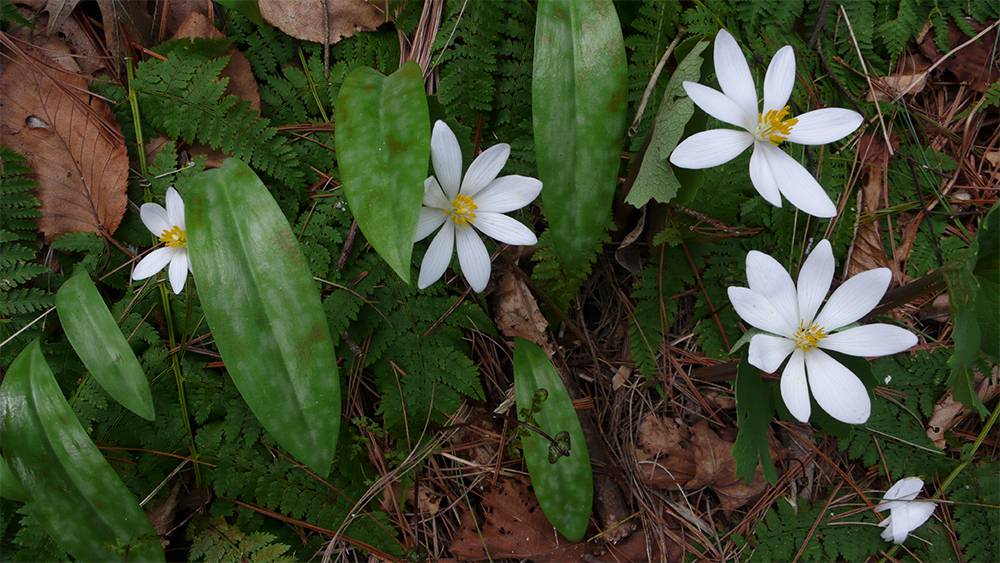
[876,477,936,544]
[669,29,863,218]
[132,187,190,294]
[728,239,917,424]
[416,121,541,292]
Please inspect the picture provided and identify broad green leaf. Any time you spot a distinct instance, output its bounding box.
[186,158,341,475]
[732,352,777,484]
[533,0,627,274]
[626,40,709,208]
[513,338,592,541]
[0,340,164,561]
[1,454,29,501]
[56,270,155,420]
[335,62,430,283]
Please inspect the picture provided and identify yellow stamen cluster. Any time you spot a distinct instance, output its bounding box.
[793,321,827,352]
[757,106,798,145]
[159,225,187,248]
[448,194,477,227]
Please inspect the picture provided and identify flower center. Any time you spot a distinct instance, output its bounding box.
[757,106,798,145]
[448,194,477,227]
[793,321,827,352]
[159,225,187,248]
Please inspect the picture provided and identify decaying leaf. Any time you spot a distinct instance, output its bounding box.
[258,0,390,44]
[633,414,695,489]
[926,367,1000,448]
[172,12,260,110]
[847,134,896,278]
[919,23,998,92]
[866,54,930,101]
[495,270,550,353]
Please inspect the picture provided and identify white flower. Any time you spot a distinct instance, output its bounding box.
[416,121,541,292]
[132,187,190,294]
[728,239,917,424]
[876,477,936,544]
[669,29,863,218]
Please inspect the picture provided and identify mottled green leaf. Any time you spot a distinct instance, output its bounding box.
[335,62,430,283]
[186,158,341,475]
[733,352,777,484]
[56,270,155,420]
[0,340,164,561]
[513,338,592,541]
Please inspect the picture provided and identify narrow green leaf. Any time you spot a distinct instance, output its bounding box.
[732,353,777,484]
[0,454,29,501]
[0,340,164,561]
[532,0,628,273]
[626,40,709,208]
[513,338,592,541]
[335,62,430,283]
[973,203,998,362]
[55,270,155,420]
[186,158,341,475]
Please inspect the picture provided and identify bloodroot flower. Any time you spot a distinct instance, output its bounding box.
[416,121,541,292]
[876,477,936,544]
[669,29,863,218]
[132,187,190,294]
[728,240,917,424]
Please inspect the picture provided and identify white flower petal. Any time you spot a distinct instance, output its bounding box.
[814,268,891,331]
[877,477,925,510]
[748,143,783,207]
[168,251,188,294]
[473,212,536,246]
[669,129,753,169]
[821,324,917,357]
[474,175,542,213]
[780,349,811,422]
[713,29,758,119]
[418,221,455,289]
[132,247,175,280]
[746,250,800,330]
[887,502,936,544]
[880,518,895,542]
[786,108,864,145]
[748,334,795,373]
[759,143,837,218]
[431,120,463,199]
[455,226,491,292]
[140,203,170,237]
[804,349,871,424]
[424,176,451,209]
[763,46,795,113]
[797,240,834,324]
[727,287,797,337]
[165,187,185,229]
[682,81,752,130]
[414,208,447,242]
[461,143,510,197]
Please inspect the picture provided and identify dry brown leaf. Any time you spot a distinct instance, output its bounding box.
[611,365,632,390]
[0,46,128,241]
[632,414,695,489]
[848,134,896,278]
[494,270,551,353]
[258,0,390,44]
[172,12,260,110]
[926,367,1000,448]
[866,54,930,101]
[687,422,769,513]
[919,23,998,92]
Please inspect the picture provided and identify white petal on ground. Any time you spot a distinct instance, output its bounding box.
[132,247,176,280]
[786,108,864,145]
[727,286,797,337]
[165,187,185,229]
[474,175,542,213]
[813,267,891,331]
[780,349,811,422]
[748,143,783,207]
[820,324,918,357]
[431,120,463,199]
[682,81,752,130]
[713,29,758,119]
[461,143,510,197]
[876,477,925,511]
[418,221,455,289]
[423,176,451,209]
[758,143,837,218]
[804,349,871,424]
[472,212,537,246]
[797,240,834,324]
[414,208,447,242]
[455,226,491,292]
[746,250,800,330]
[140,203,171,236]
[748,334,795,373]
[669,129,754,169]
[885,502,936,544]
[168,251,188,294]
[762,45,796,113]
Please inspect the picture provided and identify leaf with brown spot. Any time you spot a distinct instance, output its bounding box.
[172,12,260,111]
[258,0,390,44]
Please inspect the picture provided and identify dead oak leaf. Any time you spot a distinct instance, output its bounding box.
[258,0,390,44]
[632,414,695,489]
[687,421,771,513]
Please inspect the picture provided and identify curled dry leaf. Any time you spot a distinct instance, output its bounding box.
[258,0,390,44]
[172,12,260,110]
[495,270,551,353]
[0,46,128,241]
[926,367,1000,448]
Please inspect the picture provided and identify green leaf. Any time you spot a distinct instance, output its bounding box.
[216,0,266,26]
[626,40,709,207]
[186,158,341,476]
[55,270,155,420]
[532,0,628,273]
[0,340,164,561]
[335,62,430,283]
[973,203,998,362]
[0,454,29,501]
[944,246,988,417]
[732,353,777,484]
[513,338,592,541]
